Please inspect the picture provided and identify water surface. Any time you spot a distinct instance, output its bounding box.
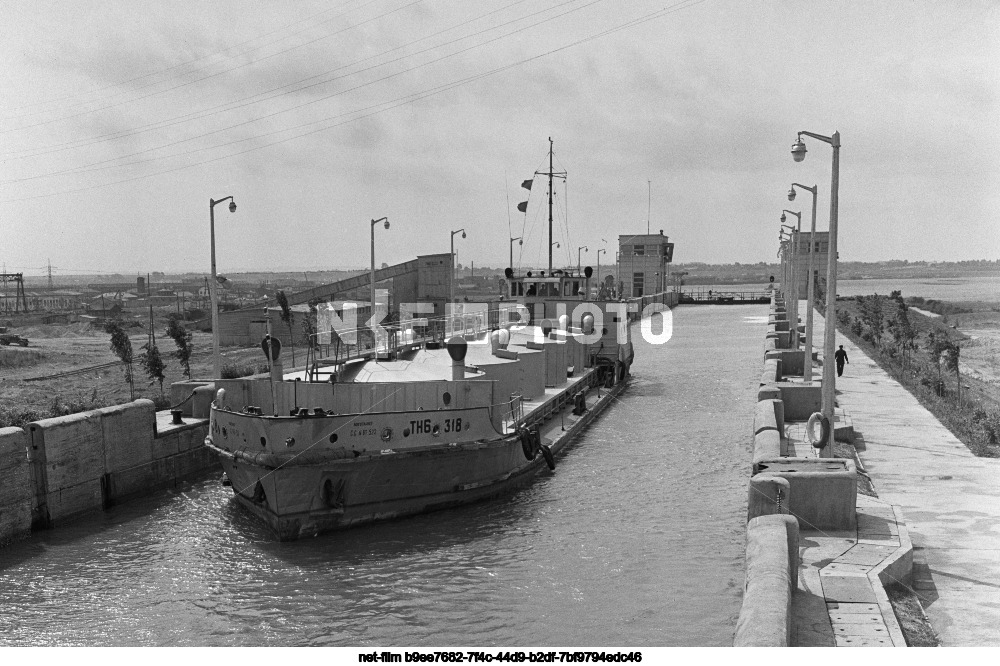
[0,305,765,646]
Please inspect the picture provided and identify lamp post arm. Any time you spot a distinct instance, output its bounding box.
[797,130,836,145]
[791,183,817,195]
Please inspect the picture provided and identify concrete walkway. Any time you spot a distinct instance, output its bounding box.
[812,308,1000,646]
[792,496,910,646]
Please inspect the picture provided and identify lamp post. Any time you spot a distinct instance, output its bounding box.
[577,246,588,275]
[781,210,802,350]
[450,228,466,332]
[209,195,236,379]
[371,217,389,349]
[509,236,522,270]
[789,183,818,383]
[792,130,841,457]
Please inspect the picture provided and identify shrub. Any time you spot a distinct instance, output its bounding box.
[221,362,269,379]
[0,405,43,429]
[151,393,172,411]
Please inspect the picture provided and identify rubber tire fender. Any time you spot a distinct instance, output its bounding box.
[806,412,832,448]
[520,430,535,461]
[540,444,555,471]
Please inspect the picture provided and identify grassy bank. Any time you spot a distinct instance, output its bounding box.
[823,293,1000,457]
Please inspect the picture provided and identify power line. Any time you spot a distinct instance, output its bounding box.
[1,0,536,162]
[2,0,600,184]
[0,0,426,134]
[0,0,370,117]
[1,0,710,203]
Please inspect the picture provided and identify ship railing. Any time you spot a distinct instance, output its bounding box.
[503,394,524,432]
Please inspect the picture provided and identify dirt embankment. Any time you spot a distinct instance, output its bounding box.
[0,321,269,427]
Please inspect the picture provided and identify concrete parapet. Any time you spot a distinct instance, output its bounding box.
[768,318,790,332]
[752,429,783,467]
[734,514,799,647]
[747,474,789,521]
[753,458,857,531]
[775,382,821,420]
[753,399,784,436]
[192,384,216,419]
[170,381,212,417]
[0,427,32,546]
[761,357,781,384]
[27,410,104,524]
[757,384,782,402]
[102,400,155,473]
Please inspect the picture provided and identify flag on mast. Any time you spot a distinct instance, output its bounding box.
[521,179,533,190]
[516,201,528,213]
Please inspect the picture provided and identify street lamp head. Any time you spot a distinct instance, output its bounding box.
[787,188,796,201]
[228,200,237,213]
[518,238,523,246]
[462,231,466,239]
[791,137,807,162]
[780,212,786,224]
[384,219,390,229]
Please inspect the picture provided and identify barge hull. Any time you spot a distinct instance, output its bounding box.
[216,376,625,540]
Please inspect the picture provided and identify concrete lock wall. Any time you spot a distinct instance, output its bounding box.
[0,427,33,546]
[9,400,218,536]
[753,458,857,531]
[733,514,799,647]
[28,409,106,524]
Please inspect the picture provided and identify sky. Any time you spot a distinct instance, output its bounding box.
[0,0,997,278]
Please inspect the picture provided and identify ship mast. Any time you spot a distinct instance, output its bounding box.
[535,137,566,273]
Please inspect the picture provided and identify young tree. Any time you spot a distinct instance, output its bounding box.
[166,314,194,380]
[139,305,166,394]
[139,341,166,393]
[889,299,917,369]
[925,331,953,395]
[859,294,885,349]
[943,340,961,406]
[276,290,296,366]
[105,319,135,400]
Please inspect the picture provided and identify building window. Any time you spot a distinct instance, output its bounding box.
[633,245,645,256]
[632,272,644,297]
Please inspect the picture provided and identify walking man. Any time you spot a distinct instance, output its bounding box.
[835,344,849,377]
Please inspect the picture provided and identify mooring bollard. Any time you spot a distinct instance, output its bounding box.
[170,409,184,425]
